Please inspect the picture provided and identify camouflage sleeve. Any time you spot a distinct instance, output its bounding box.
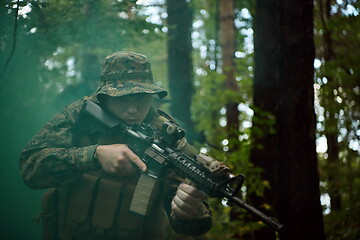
[163,171,212,236]
[19,100,100,189]
[168,201,212,236]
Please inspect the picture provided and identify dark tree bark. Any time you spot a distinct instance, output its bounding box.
[219,0,239,149]
[250,0,279,238]
[79,0,101,94]
[251,0,326,239]
[166,0,194,129]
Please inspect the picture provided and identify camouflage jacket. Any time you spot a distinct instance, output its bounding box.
[19,98,212,240]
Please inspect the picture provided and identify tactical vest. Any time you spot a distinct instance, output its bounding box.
[41,171,166,240]
[40,110,180,240]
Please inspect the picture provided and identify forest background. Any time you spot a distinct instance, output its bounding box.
[0,0,359,240]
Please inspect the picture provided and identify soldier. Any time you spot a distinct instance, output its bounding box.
[19,52,212,240]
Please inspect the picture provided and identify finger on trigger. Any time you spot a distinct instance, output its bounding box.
[126,149,147,172]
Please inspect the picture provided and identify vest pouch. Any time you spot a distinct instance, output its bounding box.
[117,184,144,239]
[41,188,58,240]
[91,178,123,236]
[64,173,99,234]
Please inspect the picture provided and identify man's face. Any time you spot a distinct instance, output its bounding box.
[105,93,153,125]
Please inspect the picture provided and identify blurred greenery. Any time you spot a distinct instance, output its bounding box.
[314,1,360,239]
[0,0,359,239]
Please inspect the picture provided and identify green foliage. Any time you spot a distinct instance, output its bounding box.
[188,1,281,238]
[314,0,360,239]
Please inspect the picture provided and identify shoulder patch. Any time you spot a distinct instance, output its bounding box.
[50,115,67,127]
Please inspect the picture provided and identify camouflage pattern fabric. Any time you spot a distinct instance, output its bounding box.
[19,100,93,188]
[19,98,211,239]
[94,52,167,99]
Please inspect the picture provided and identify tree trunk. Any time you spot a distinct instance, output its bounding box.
[81,0,101,93]
[250,0,279,238]
[166,0,194,129]
[252,0,326,239]
[219,0,239,149]
[55,0,101,108]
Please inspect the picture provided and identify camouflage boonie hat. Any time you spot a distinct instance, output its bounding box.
[94,51,167,100]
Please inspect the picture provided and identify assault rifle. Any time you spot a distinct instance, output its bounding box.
[81,100,283,232]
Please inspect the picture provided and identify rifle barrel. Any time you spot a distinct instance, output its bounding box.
[220,189,284,232]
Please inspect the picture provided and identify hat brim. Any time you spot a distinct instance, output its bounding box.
[96,80,168,99]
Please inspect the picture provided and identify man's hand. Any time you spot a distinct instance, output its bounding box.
[171,183,207,220]
[95,144,147,176]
